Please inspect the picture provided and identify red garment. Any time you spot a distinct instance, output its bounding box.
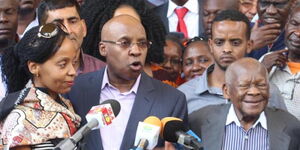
[175,7,189,38]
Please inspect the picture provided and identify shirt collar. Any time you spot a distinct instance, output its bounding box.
[167,0,198,17]
[101,67,141,94]
[226,104,267,130]
[195,64,215,94]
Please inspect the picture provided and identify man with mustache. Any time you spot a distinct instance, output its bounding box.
[262,2,300,120]
[0,0,19,100]
[248,0,293,59]
[189,58,300,150]
[65,15,188,150]
[178,10,286,114]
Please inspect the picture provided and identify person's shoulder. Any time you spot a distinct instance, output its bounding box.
[82,53,106,66]
[152,2,168,12]
[178,76,200,91]
[75,69,104,84]
[266,107,300,130]
[146,73,185,97]
[189,104,229,125]
[0,88,30,120]
[190,104,228,117]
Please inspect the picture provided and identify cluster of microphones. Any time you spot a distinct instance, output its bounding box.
[54,99,202,150]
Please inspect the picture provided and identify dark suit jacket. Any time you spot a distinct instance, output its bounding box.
[66,68,188,150]
[153,0,204,37]
[189,104,300,150]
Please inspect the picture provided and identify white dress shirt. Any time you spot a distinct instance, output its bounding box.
[222,104,269,150]
[99,67,141,150]
[167,0,199,38]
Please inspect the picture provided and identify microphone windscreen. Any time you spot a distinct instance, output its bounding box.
[160,117,182,138]
[144,116,162,128]
[101,99,121,117]
[162,120,187,142]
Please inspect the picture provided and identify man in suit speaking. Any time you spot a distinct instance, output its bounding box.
[189,58,300,150]
[66,15,188,150]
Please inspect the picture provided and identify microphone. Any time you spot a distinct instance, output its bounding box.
[54,99,121,150]
[85,99,121,129]
[161,117,202,150]
[133,116,162,150]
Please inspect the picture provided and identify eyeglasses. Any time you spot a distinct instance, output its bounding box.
[185,36,207,47]
[37,23,59,39]
[102,40,152,49]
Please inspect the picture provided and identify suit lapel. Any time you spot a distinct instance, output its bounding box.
[202,105,229,150]
[266,108,290,150]
[120,72,156,149]
[162,2,169,33]
[84,69,105,150]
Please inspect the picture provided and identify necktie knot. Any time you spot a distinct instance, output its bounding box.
[175,7,188,19]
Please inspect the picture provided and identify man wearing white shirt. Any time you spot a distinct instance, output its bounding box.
[153,0,204,38]
[189,58,300,150]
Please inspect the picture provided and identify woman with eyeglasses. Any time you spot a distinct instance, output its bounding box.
[0,23,81,149]
[183,37,214,81]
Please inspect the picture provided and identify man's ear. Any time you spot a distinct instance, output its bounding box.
[246,39,254,54]
[81,19,87,38]
[222,83,230,99]
[27,61,40,76]
[99,42,107,57]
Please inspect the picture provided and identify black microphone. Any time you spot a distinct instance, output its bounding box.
[54,99,121,150]
[161,117,202,150]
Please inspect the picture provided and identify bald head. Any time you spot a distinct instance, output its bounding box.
[225,58,268,85]
[101,15,145,41]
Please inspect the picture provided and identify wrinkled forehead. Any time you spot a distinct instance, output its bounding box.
[230,65,268,83]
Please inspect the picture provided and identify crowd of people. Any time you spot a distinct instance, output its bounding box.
[0,0,299,149]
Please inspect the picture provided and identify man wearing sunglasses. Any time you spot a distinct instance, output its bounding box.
[38,0,105,74]
[66,15,188,150]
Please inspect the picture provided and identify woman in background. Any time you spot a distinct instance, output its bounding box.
[183,37,214,81]
[0,23,81,149]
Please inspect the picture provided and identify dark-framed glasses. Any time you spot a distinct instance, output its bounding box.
[102,40,152,49]
[37,23,59,39]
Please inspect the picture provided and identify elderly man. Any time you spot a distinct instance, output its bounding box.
[0,0,19,100]
[189,58,300,150]
[261,2,300,120]
[66,15,188,150]
[178,10,286,114]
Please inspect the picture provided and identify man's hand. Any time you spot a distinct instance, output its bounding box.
[261,49,288,72]
[251,21,281,51]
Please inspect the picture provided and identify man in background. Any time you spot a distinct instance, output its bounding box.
[38,0,105,74]
[0,0,19,100]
